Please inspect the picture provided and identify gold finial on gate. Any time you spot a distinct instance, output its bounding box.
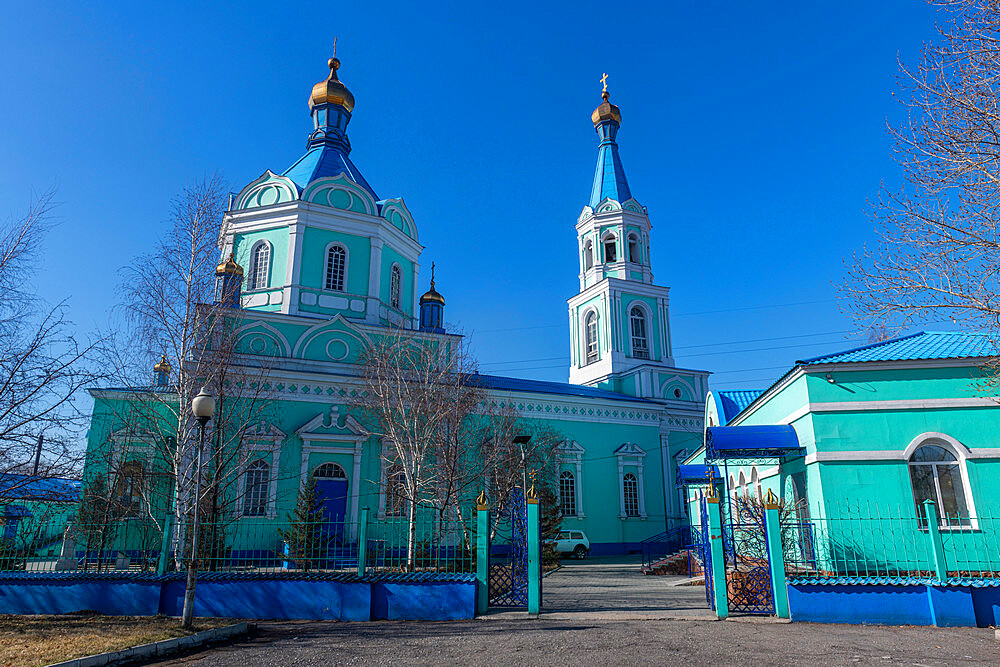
[526,471,539,504]
[763,489,780,510]
[476,490,489,510]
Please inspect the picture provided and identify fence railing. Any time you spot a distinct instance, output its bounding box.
[781,501,1000,581]
[0,509,476,576]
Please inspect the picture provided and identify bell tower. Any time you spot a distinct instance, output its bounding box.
[567,77,678,400]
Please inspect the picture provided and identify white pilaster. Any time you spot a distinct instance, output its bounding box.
[366,239,384,324]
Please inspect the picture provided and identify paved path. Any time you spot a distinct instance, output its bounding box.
[535,556,715,621]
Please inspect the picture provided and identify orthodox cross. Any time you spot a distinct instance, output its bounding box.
[601,72,608,93]
[333,36,338,59]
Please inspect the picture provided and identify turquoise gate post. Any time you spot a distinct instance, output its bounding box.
[923,500,948,580]
[476,492,489,616]
[526,485,541,616]
[763,490,789,619]
[357,507,369,577]
[706,488,729,619]
[157,513,174,575]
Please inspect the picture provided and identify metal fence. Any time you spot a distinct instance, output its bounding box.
[781,502,1000,580]
[0,509,475,576]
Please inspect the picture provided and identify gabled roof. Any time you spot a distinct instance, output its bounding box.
[797,331,997,365]
[469,374,653,404]
[715,389,764,425]
[0,474,81,503]
[282,145,378,200]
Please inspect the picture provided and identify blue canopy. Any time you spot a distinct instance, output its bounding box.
[676,464,722,486]
[705,425,803,460]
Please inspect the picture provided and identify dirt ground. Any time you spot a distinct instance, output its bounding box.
[0,613,228,667]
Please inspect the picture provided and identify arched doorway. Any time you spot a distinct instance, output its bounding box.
[313,462,349,536]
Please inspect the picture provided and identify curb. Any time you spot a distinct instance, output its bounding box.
[543,566,562,578]
[46,621,251,667]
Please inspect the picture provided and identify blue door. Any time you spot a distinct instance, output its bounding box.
[316,479,348,539]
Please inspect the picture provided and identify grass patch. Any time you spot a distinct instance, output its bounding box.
[0,613,231,667]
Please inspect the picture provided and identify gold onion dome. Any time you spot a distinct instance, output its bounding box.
[310,56,355,112]
[592,90,622,126]
[420,279,445,306]
[153,355,171,373]
[216,252,244,276]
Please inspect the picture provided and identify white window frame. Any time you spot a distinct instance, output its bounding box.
[627,233,640,263]
[629,304,650,359]
[555,440,586,518]
[583,239,594,270]
[584,309,599,365]
[235,421,284,519]
[559,470,577,517]
[242,459,271,517]
[248,241,271,291]
[324,243,349,292]
[905,434,978,530]
[602,232,618,263]
[389,263,402,309]
[615,443,647,519]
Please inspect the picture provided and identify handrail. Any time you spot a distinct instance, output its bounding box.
[640,524,692,570]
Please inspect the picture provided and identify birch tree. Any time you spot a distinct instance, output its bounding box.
[844,1,1000,340]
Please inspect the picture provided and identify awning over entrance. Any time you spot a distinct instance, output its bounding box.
[676,464,722,486]
[705,425,804,460]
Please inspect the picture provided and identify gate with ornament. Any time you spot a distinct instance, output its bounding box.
[488,486,529,608]
[721,516,774,614]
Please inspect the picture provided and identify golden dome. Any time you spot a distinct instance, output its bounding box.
[420,281,445,306]
[591,90,622,126]
[153,355,171,373]
[216,252,244,276]
[310,57,355,112]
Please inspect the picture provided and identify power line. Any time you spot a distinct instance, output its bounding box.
[674,329,853,350]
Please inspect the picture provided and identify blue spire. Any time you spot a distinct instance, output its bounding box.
[588,89,632,208]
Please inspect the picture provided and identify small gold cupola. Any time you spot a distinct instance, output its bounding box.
[153,355,171,390]
[310,54,355,112]
[216,252,244,277]
[591,72,622,126]
[419,263,446,334]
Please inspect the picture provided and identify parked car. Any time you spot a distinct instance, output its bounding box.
[552,529,590,559]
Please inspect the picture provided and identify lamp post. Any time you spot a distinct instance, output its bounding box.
[182,386,216,629]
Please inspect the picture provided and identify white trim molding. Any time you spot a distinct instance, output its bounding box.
[615,442,647,519]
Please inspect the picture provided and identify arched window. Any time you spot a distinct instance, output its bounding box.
[627,234,640,263]
[584,312,599,364]
[313,462,347,479]
[385,469,407,517]
[325,244,347,291]
[623,473,639,517]
[559,470,577,516]
[249,243,270,291]
[243,460,270,517]
[390,264,401,309]
[909,442,972,527]
[114,461,144,517]
[629,306,650,359]
[583,240,594,270]
[603,234,617,263]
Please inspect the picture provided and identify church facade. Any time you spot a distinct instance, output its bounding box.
[82,55,708,556]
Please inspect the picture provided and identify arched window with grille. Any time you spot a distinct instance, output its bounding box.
[313,462,347,479]
[243,460,270,517]
[623,473,639,517]
[627,233,640,263]
[385,469,407,517]
[249,243,270,291]
[559,470,577,516]
[114,461,144,517]
[325,244,347,291]
[908,441,973,527]
[584,312,599,364]
[390,264,401,309]
[630,306,649,359]
[583,240,594,270]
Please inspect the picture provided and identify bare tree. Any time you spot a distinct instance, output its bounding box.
[844,1,1000,340]
[356,328,485,570]
[93,176,276,624]
[0,191,100,504]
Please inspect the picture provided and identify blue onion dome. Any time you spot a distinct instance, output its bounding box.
[592,90,622,126]
[310,57,355,112]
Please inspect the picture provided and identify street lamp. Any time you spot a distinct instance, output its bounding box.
[182,386,215,629]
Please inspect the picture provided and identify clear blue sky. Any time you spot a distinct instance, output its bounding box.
[0,1,940,392]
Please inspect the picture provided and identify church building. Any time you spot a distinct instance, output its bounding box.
[83,54,709,556]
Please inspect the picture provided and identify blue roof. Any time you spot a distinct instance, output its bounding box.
[282,145,378,200]
[797,331,997,365]
[706,425,803,460]
[468,373,652,404]
[676,464,722,486]
[0,475,81,502]
[715,390,764,425]
[589,122,632,208]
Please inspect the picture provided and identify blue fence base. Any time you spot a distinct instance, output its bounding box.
[787,581,1000,628]
[0,573,475,622]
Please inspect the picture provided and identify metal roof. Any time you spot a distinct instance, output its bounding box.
[0,474,81,502]
[282,145,378,200]
[468,373,653,404]
[705,425,803,460]
[797,331,997,365]
[676,464,722,486]
[715,389,764,425]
